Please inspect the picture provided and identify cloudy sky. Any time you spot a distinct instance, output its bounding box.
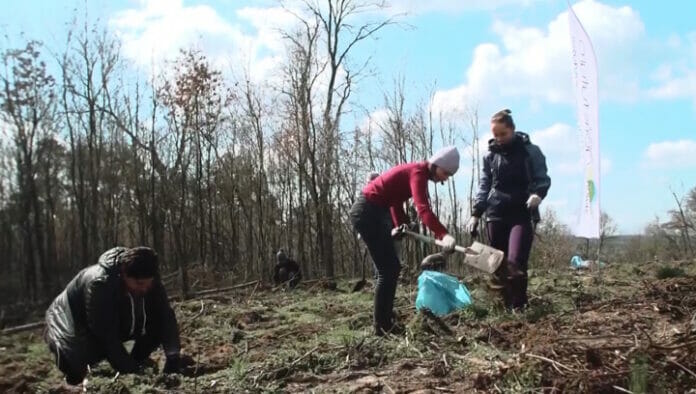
[2,0,696,234]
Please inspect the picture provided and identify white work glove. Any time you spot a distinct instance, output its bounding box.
[441,234,456,252]
[526,194,542,209]
[465,216,479,235]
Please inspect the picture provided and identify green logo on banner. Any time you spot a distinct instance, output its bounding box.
[587,180,596,202]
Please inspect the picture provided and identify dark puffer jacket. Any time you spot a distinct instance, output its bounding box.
[274,258,302,287]
[473,132,551,221]
[44,247,180,372]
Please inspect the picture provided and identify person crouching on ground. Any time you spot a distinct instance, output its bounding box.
[44,246,181,385]
[350,146,460,336]
[273,249,302,289]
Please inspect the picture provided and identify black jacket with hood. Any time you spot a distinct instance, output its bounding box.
[473,132,551,221]
[45,247,180,373]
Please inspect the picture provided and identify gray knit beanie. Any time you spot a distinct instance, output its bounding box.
[427,146,460,175]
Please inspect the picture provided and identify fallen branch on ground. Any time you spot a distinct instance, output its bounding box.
[169,280,260,300]
[667,359,696,380]
[1,321,45,335]
[524,353,574,374]
[245,281,261,304]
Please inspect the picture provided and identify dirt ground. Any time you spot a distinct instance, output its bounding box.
[1,260,695,393]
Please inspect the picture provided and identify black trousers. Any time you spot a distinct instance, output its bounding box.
[350,194,401,334]
[45,329,161,384]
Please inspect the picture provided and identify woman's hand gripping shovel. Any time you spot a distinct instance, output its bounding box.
[390,224,504,274]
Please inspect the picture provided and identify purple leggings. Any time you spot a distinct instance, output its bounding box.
[487,219,534,309]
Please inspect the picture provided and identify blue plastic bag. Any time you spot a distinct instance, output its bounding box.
[570,255,590,269]
[415,271,472,316]
[570,255,606,269]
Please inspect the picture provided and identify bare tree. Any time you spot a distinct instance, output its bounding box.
[667,188,694,257]
[59,22,122,267]
[280,0,396,279]
[155,49,227,297]
[530,207,576,269]
[278,16,321,277]
[0,40,57,300]
[378,76,408,164]
[241,79,271,280]
[465,106,480,217]
[598,210,617,255]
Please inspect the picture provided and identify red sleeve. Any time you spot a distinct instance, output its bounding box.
[390,204,408,228]
[410,168,448,239]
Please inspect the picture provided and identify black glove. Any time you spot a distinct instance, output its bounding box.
[163,354,181,374]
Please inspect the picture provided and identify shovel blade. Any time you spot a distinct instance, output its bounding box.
[463,241,504,274]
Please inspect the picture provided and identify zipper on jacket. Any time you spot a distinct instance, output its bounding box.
[128,293,135,336]
[141,298,147,336]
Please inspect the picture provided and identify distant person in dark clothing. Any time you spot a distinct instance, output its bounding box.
[44,247,181,385]
[466,109,551,311]
[273,249,302,289]
[350,146,460,336]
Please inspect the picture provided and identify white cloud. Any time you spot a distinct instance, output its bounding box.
[643,139,696,168]
[529,123,580,176]
[110,1,237,66]
[648,69,696,103]
[548,153,611,176]
[648,73,696,100]
[525,122,611,179]
[600,157,612,175]
[648,33,696,102]
[358,108,391,136]
[109,1,296,82]
[529,123,577,154]
[431,0,645,116]
[109,0,361,109]
[383,0,547,15]
[236,7,297,54]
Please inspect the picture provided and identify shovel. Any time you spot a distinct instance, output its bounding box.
[351,245,369,292]
[392,226,504,274]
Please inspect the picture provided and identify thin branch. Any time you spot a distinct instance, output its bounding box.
[524,353,574,373]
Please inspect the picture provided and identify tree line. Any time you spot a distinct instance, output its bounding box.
[1,0,694,309]
[0,1,475,304]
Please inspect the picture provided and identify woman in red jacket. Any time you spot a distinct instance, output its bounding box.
[350,146,460,335]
